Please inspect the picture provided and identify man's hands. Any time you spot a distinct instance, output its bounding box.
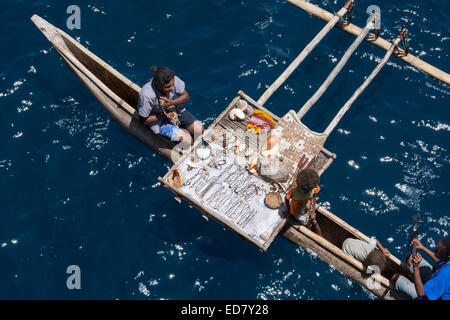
[166,111,176,118]
[413,253,423,268]
[159,96,172,108]
[381,248,391,256]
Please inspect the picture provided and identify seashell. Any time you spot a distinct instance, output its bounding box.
[228,108,245,121]
[259,231,271,241]
[245,148,254,158]
[234,108,245,120]
[236,100,248,111]
[246,106,254,116]
[203,165,209,171]
[228,108,237,120]
[238,143,246,152]
[196,146,211,160]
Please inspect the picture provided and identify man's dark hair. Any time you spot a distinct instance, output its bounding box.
[442,236,450,256]
[363,250,387,273]
[151,65,175,89]
[296,169,320,193]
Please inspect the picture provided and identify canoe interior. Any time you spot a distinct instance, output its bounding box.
[60,34,139,110]
[314,210,409,281]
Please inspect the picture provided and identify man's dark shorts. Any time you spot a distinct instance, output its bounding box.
[178,108,198,129]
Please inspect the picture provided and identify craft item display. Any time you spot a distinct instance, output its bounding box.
[246,110,276,134]
[165,124,287,247]
[195,141,212,160]
[180,159,279,232]
[169,169,185,188]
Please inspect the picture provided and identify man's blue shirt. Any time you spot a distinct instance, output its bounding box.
[424,260,450,300]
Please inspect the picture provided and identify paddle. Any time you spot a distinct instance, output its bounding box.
[409,214,420,258]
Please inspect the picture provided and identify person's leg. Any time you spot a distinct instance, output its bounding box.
[311,222,323,237]
[187,120,204,140]
[394,275,418,300]
[158,123,185,142]
[179,109,203,143]
[393,256,433,299]
[417,258,433,283]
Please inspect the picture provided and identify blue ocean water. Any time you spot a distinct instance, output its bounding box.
[0,0,448,299]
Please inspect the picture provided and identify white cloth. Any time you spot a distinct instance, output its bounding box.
[177,143,285,245]
[342,238,376,261]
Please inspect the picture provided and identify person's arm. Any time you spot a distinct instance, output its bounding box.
[160,90,190,107]
[412,239,439,263]
[284,188,292,213]
[141,113,165,126]
[309,196,322,237]
[376,240,391,256]
[412,253,426,297]
[138,94,166,126]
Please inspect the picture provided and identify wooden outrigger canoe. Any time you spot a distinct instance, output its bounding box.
[31,12,413,299]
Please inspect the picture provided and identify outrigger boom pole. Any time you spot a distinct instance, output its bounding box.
[257,0,355,106]
[297,12,379,119]
[288,0,450,86]
[323,30,405,136]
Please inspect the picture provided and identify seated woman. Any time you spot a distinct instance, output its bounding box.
[342,237,391,274]
[285,168,322,237]
[138,66,203,145]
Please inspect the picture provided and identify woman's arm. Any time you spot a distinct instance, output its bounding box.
[310,196,322,237]
[376,240,391,256]
[284,188,292,212]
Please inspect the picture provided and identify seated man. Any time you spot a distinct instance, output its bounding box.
[138,66,203,145]
[285,169,322,237]
[393,237,450,300]
[342,237,391,273]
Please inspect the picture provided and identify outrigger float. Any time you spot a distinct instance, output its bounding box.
[31,0,449,300]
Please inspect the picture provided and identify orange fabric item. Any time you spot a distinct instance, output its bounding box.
[286,186,320,216]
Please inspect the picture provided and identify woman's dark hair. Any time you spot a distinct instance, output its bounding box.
[150,65,175,89]
[363,250,387,273]
[296,169,320,193]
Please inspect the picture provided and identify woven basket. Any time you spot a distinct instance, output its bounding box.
[265,192,283,209]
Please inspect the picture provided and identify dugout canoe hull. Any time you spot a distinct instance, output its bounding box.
[31,14,411,300]
[31,14,176,161]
